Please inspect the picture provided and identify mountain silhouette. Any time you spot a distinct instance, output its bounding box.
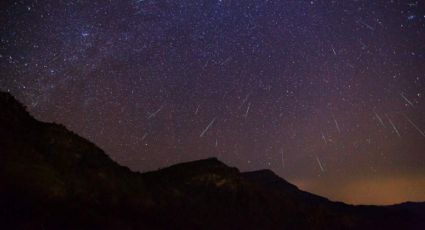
[0,91,424,230]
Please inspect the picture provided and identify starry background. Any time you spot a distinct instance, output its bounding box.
[1,0,425,205]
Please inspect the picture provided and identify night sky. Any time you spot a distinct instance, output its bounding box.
[1,0,425,205]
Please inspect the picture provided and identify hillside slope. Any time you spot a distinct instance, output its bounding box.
[0,91,424,230]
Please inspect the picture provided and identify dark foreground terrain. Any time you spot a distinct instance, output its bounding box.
[1,91,424,230]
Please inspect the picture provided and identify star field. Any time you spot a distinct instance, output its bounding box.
[1,0,425,204]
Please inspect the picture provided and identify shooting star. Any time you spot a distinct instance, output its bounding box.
[333,117,341,133]
[147,106,163,119]
[403,114,425,138]
[386,114,401,138]
[195,104,200,115]
[321,131,328,145]
[221,56,232,65]
[331,45,337,55]
[359,39,368,49]
[374,111,386,128]
[200,117,217,137]
[203,59,210,69]
[215,138,218,147]
[400,93,414,107]
[142,133,148,141]
[357,19,375,31]
[239,93,250,109]
[366,138,371,144]
[244,102,251,118]
[315,156,325,172]
[281,149,285,169]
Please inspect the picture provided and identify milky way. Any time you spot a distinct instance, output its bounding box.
[1,0,425,204]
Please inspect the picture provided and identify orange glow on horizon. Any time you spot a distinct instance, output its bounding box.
[291,175,425,205]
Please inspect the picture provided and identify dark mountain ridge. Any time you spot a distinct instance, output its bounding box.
[0,91,424,229]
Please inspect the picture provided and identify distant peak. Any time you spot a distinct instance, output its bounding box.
[248,169,276,175]
[191,157,222,164]
[242,169,282,179]
[165,157,228,169]
[146,157,239,178]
